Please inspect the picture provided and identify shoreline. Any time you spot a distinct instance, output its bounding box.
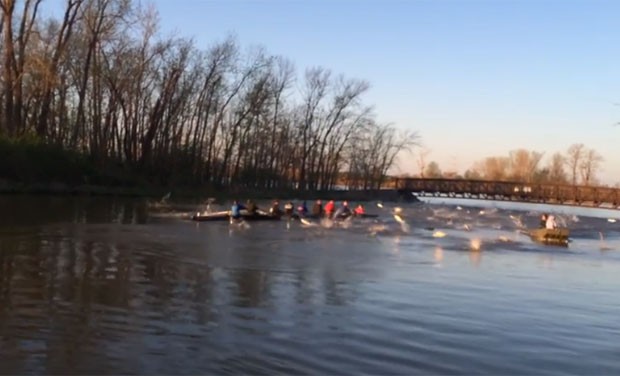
[0,180,420,203]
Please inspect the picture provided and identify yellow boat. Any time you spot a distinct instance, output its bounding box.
[526,228,570,246]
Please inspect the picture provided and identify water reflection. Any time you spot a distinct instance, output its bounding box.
[433,246,444,264]
[1,196,620,374]
[469,249,482,267]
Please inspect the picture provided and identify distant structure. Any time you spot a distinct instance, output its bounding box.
[385,177,619,209]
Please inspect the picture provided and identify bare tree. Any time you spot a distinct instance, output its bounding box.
[547,152,567,183]
[565,143,584,185]
[425,161,442,178]
[1,0,45,135]
[508,149,544,182]
[579,148,603,186]
[36,0,83,138]
[416,146,431,178]
[477,156,510,180]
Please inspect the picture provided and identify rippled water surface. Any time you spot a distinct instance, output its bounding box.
[1,195,620,375]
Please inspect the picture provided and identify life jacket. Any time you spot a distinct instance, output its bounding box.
[355,206,365,215]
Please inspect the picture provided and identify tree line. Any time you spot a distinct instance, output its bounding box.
[0,0,416,190]
[414,143,607,186]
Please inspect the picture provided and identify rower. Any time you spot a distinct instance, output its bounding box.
[284,201,294,216]
[545,215,557,229]
[324,200,335,218]
[354,204,365,216]
[246,199,258,215]
[231,200,245,219]
[539,213,548,228]
[311,199,323,217]
[270,200,282,216]
[297,201,308,216]
[333,201,351,219]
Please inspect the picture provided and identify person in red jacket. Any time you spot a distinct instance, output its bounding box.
[324,200,335,218]
[354,204,365,215]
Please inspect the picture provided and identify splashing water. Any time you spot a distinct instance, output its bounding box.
[599,232,613,251]
[393,214,410,233]
[320,218,335,229]
[509,215,524,229]
[470,238,482,252]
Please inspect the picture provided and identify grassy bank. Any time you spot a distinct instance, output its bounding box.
[0,136,171,197]
[0,137,297,200]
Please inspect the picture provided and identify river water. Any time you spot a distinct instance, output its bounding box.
[1,195,620,375]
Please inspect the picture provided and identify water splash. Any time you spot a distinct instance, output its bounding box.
[393,214,410,233]
[320,218,335,229]
[470,238,482,252]
[599,232,613,251]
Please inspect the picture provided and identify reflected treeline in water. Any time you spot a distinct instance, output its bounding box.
[0,198,367,373]
[0,226,217,373]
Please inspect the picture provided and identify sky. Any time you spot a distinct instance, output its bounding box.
[46,0,620,184]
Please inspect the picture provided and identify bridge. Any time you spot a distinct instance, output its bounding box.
[387,178,620,209]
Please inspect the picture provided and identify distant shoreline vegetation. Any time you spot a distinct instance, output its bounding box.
[412,145,616,188]
[0,134,615,200]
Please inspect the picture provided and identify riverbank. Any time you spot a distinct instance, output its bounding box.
[0,180,419,203]
[1,136,418,202]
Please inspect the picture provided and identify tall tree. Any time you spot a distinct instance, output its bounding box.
[547,152,567,183]
[579,148,603,186]
[425,161,442,178]
[565,143,585,185]
[416,146,431,178]
[508,149,544,182]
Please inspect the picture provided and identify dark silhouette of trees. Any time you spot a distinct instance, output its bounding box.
[0,0,414,190]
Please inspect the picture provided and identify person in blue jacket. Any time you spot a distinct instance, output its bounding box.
[231,200,246,219]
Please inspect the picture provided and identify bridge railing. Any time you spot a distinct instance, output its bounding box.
[388,178,619,207]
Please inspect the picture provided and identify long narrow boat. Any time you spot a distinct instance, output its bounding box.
[191,210,281,222]
[191,210,379,222]
[288,212,379,220]
[526,228,570,246]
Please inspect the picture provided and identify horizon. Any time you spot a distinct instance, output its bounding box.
[42,0,620,185]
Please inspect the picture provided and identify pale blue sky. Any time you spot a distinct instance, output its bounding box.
[46,0,620,184]
[150,0,620,184]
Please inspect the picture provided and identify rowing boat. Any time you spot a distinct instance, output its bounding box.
[191,210,281,222]
[289,212,379,220]
[526,227,570,246]
[191,209,378,222]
